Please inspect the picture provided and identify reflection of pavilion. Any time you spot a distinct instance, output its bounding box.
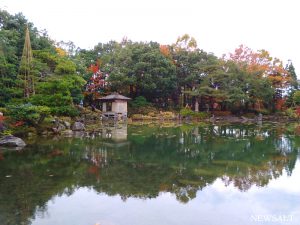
[101,123,130,148]
[84,124,130,168]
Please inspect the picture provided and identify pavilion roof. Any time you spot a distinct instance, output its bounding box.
[97,93,131,101]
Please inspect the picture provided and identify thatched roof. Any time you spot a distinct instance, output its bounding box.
[97,93,131,101]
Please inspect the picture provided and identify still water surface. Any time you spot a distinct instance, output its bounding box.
[0,123,300,225]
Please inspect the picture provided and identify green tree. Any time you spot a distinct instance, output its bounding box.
[292,90,300,106]
[189,61,274,113]
[88,41,177,105]
[0,9,59,106]
[286,61,298,89]
[54,60,76,75]
[170,35,220,107]
[30,75,85,116]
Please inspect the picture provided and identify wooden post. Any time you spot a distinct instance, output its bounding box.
[102,102,107,112]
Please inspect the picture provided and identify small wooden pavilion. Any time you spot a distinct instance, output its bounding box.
[97,93,131,119]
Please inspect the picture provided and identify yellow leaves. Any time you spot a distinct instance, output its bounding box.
[55,47,67,57]
[173,34,198,52]
[267,74,290,87]
[97,59,103,68]
[257,49,272,62]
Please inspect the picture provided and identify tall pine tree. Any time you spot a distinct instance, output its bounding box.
[286,60,298,89]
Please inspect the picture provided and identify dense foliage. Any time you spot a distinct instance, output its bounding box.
[79,36,297,113]
[7,104,51,126]
[0,9,85,118]
[0,9,298,119]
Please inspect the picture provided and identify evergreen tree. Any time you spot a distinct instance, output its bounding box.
[286,60,298,89]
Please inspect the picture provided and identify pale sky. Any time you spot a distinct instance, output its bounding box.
[1,0,299,73]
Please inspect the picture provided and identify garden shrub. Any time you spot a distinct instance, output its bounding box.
[255,108,271,115]
[285,108,297,119]
[179,108,194,117]
[7,104,51,126]
[180,108,209,119]
[50,106,79,117]
[130,96,150,108]
[193,112,209,119]
[0,107,8,114]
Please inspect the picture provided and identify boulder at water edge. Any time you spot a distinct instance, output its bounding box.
[0,135,26,147]
[72,122,85,131]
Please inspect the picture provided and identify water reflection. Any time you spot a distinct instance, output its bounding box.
[101,123,128,142]
[0,123,299,225]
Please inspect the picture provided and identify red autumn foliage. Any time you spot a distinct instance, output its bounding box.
[12,121,25,127]
[88,165,99,175]
[295,107,300,117]
[88,64,99,74]
[85,63,109,99]
[0,115,5,122]
[48,149,63,157]
[275,99,286,111]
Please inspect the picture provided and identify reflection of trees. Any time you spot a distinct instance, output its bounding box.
[0,148,84,225]
[175,124,299,191]
[0,123,299,224]
[220,155,291,190]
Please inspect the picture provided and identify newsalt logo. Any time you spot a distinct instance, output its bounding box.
[251,214,293,223]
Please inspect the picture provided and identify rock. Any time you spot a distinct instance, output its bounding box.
[73,131,85,138]
[63,121,71,129]
[57,123,66,132]
[52,127,59,134]
[27,132,35,137]
[72,122,85,131]
[53,117,60,126]
[61,129,73,136]
[41,131,49,136]
[209,115,216,122]
[241,116,249,122]
[257,113,263,121]
[0,135,26,147]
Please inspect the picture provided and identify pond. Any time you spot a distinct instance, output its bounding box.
[0,123,300,225]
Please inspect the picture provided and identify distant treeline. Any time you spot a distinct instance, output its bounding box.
[0,9,298,116]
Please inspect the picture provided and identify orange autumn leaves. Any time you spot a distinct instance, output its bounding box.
[159,45,171,58]
[226,45,290,88]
